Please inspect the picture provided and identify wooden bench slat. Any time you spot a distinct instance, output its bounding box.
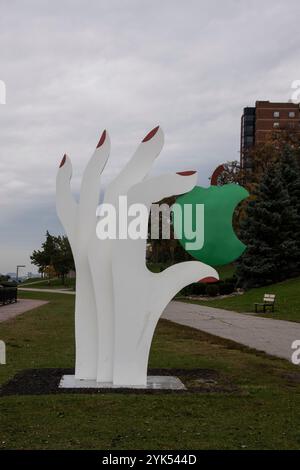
[254,294,276,313]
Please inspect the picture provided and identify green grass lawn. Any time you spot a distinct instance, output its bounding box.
[1,291,300,449]
[20,277,75,289]
[184,276,300,323]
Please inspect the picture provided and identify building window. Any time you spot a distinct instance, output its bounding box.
[244,125,254,135]
[287,122,295,129]
[273,111,280,118]
[289,111,296,118]
[273,122,280,128]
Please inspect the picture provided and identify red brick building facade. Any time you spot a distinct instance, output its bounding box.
[240,101,300,169]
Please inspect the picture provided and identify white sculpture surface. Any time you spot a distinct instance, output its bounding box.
[56,127,219,386]
[88,127,166,383]
[0,340,6,365]
[56,131,110,379]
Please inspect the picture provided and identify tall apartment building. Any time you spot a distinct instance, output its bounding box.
[240,101,300,169]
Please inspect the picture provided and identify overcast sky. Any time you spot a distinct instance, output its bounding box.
[0,0,300,274]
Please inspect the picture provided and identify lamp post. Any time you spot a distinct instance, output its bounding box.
[16,265,25,283]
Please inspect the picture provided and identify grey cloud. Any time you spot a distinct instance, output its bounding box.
[0,0,300,272]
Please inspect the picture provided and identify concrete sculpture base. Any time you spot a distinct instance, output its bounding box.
[59,375,186,390]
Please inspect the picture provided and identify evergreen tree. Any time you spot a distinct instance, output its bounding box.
[52,235,74,285]
[279,145,300,271]
[236,163,299,288]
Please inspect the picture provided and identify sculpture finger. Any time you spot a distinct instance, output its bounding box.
[127,171,198,208]
[56,154,77,245]
[79,130,111,222]
[155,260,219,311]
[105,126,164,201]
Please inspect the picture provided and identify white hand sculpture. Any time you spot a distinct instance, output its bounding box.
[111,173,219,386]
[56,131,110,379]
[57,126,219,386]
[88,127,165,383]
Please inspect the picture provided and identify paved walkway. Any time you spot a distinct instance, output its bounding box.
[162,301,300,362]
[0,299,49,322]
[19,288,75,295]
[15,289,300,363]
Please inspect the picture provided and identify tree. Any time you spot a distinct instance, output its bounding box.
[30,230,55,277]
[52,235,74,285]
[31,232,75,284]
[243,130,300,190]
[236,162,300,288]
[210,161,242,186]
[279,145,300,274]
[147,195,191,267]
[0,274,9,283]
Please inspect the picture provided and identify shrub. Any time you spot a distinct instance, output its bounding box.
[219,282,235,295]
[191,282,207,296]
[224,275,237,286]
[206,284,219,297]
[0,281,18,287]
[180,284,193,296]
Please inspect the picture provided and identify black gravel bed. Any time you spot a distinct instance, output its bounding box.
[0,367,238,396]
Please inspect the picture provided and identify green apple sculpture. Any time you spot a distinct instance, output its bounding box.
[173,184,249,266]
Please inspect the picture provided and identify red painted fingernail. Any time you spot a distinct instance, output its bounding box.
[176,170,197,176]
[142,126,159,142]
[96,130,106,148]
[59,154,67,168]
[199,276,218,283]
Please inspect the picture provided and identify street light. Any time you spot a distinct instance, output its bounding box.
[16,265,25,282]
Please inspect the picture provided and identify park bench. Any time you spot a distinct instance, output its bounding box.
[0,285,18,306]
[254,294,275,313]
